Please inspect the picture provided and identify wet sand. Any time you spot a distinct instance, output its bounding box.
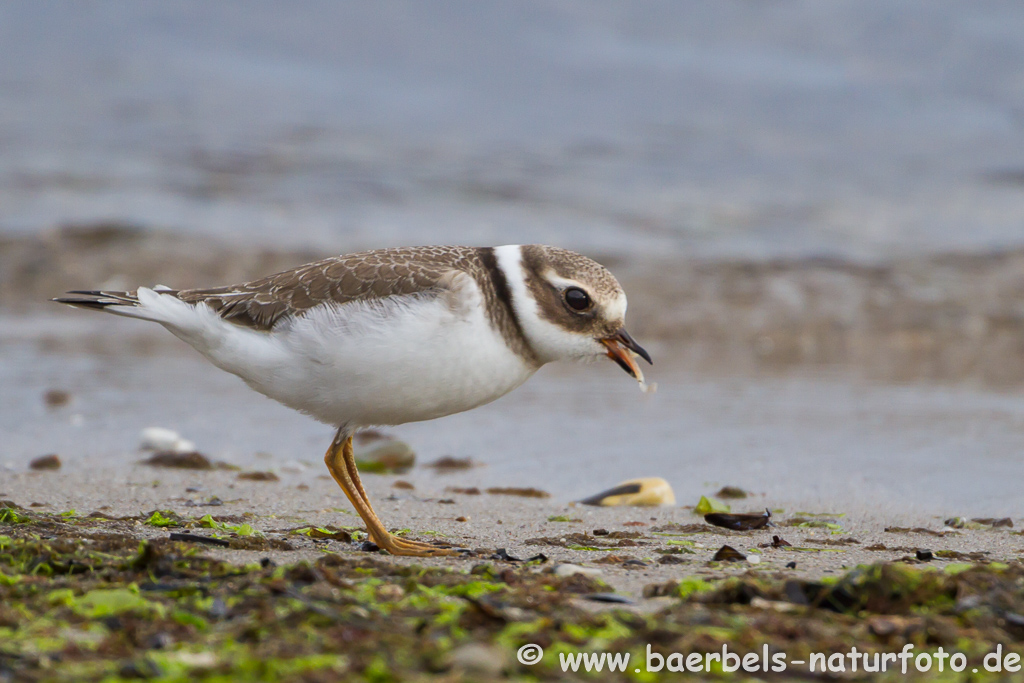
[6,306,1024,512]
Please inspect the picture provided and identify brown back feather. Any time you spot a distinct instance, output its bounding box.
[175,246,532,365]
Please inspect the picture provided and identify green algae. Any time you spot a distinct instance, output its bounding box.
[547,515,578,523]
[196,513,261,537]
[287,526,353,542]
[145,510,182,528]
[69,587,165,619]
[694,496,730,515]
[0,506,32,525]
[676,576,715,599]
[1,506,1023,682]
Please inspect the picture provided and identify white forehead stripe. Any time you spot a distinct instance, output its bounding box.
[544,272,584,290]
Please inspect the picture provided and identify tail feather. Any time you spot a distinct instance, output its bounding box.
[54,290,137,306]
[54,286,214,334]
[53,289,179,322]
[53,290,140,310]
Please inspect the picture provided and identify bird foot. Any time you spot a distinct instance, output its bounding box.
[371,533,458,557]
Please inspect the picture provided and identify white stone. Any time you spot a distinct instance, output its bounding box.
[553,563,603,578]
[139,427,194,453]
[450,643,507,676]
[140,427,182,450]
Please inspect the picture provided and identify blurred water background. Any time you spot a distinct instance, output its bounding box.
[3,1,1024,259]
[2,2,1024,513]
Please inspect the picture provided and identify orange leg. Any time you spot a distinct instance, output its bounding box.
[324,430,454,556]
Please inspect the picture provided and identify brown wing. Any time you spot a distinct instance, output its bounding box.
[175,246,485,331]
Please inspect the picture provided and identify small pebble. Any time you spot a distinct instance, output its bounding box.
[446,486,481,495]
[972,517,1013,528]
[139,427,195,454]
[455,516,470,522]
[237,471,280,482]
[490,548,521,562]
[208,599,228,619]
[146,632,174,650]
[485,486,549,498]
[144,452,213,470]
[43,389,71,408]
[712,545,746,562]
[553,563,603,578]
[140,427,182,450]
[715,486,748,499]
[583,593,634,604]
[449,643,507,676]
[30,454,62,470]
[353,436,415,472]
[426,456,476,470]
[376,584,405,601]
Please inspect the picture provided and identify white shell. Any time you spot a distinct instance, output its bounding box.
[139,427,195,453]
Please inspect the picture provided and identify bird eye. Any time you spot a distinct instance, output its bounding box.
[563,286,592,312]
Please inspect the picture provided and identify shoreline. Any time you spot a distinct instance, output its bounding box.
[7,224,1024,386]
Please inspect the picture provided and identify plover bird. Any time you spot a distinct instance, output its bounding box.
[55,245,652,556]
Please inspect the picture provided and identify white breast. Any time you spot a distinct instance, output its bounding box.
[184,273,538,427]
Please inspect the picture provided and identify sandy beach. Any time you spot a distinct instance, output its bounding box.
[3,459,1022,602]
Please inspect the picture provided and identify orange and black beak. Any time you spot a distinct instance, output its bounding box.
[600,328,652,379]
